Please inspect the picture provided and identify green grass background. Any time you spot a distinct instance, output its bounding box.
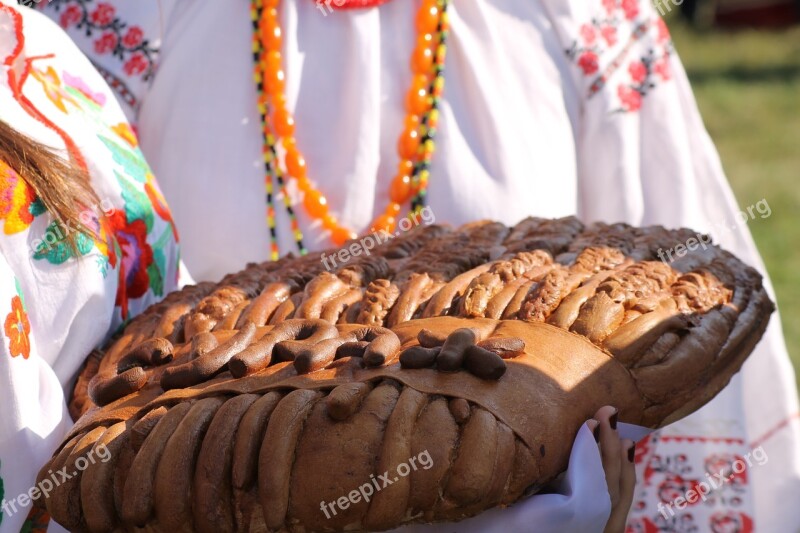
[667,19,800,390]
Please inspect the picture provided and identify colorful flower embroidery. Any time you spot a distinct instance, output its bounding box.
[110,208,154,301]
[63,70,107,107]
[30,66,78,114]
[0,160,46,235]
[566,0,674,112]
[32,224,96,264]
[4,281,31,360]
[101,125,176,315]
[46,0,158,81]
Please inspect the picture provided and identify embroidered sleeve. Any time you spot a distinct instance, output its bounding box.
[560,0,674,112]
[36,0,163,122]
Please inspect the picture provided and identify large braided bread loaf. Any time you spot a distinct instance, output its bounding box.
[41,217,773,532]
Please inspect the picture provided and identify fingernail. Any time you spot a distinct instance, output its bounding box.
[593,424,600,442]
[610,409,619,430]
[628,443,636,463]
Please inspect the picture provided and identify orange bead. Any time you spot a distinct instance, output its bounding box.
[263,67,285,95]
[407,88,428,116]
[412,44,434,74]
[418,32,434,49]
[272,92,287,109]
[273,107,295,137]
[397,158,414,175]
[322,214,338,231]
[398,127,420,160]
[405,114,421,131]
[259,11,282,50]
[390,173,413,204]
[303,188,328,219]
[264,0,279,7]
[385,202,402,217]
[285,145,306,178]
[372,214,396,234]
[282,136,296,150]
[416,1,439,34]
[297,177,313,193]
[407,74,430,115]
[265,50,282,77]
[331,226,355,246]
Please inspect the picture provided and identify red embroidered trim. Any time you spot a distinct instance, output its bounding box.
[750,411,800,449]
[659,435,745,445]
[91,60,139,112]
[0,5,88,171]
[1,5,25,67]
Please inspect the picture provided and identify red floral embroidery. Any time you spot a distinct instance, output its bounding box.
[121,26,144,48]
[710,511,754,533]
[655,17,671,43]
[43,0,158,81]
[618,85,642,111]
[627,432,756,532]
[653,57,671,80]
[4,295,31,359]
[600,25,618,46]
[578,52,600,75]
[580,24,597,45]
[59,4,82,27]
[122,53,148,77]
[567,0,674,112]
[628,60,647,83]
[89,2,115,26]
[109,210,154,302]
[93,32,117,54]
[621,0,640,20]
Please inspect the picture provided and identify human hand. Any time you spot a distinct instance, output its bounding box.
[585,406,636,533]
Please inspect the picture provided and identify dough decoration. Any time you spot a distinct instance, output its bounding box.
[41,217,773,532]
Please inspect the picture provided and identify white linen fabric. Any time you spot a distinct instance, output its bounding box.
[38,0,800,531]
[0,3,179,532]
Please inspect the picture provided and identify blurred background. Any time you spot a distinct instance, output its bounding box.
[666,0,800,390]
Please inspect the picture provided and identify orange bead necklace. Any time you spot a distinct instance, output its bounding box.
[251,0,450,259]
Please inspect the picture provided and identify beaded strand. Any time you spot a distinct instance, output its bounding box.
[252,0,307,259]
[409,0,448,217]
[251,0,450,255]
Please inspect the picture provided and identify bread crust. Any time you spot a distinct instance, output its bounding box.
[44,218,773,532]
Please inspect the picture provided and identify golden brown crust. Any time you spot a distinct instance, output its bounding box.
[47,218,773,532]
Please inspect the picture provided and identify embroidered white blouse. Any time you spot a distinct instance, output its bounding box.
[36,0,800,531]
[0,3,179,531]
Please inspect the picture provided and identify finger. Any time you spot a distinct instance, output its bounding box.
[585,419,600,442]
[619,439,637,507]
[604,439,637,533]
[595,406,621,505]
